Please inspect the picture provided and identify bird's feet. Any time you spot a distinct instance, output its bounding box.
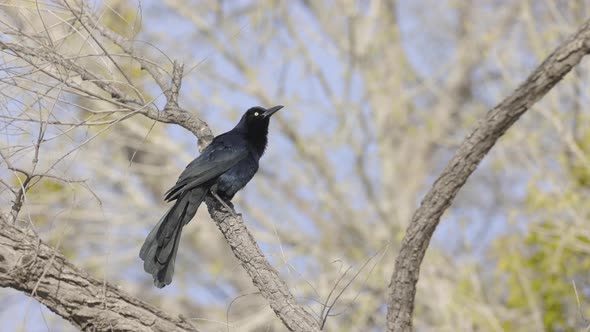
[210,190,240,218]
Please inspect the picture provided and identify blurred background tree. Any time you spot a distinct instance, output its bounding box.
[1,0,589,331]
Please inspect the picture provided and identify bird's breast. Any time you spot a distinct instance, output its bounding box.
[216,156,259,200]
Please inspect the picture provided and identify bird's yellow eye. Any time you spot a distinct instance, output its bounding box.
[254,112,259,116]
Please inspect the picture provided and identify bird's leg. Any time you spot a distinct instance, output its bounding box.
[210,190,239,218]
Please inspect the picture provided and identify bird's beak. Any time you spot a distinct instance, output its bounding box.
[263,105,284,118]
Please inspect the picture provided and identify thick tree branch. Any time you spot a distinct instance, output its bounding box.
[0,220,199,332]
[205,198,320,331]
[386,18,590,331]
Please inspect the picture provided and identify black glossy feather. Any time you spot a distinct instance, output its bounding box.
[164,135,249,202]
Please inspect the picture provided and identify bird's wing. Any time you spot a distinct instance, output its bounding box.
[164,135,248,201]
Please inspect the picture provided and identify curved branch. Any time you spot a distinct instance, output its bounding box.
[205,198,320,331]
[0,220,198,332]
[386,18,590,331]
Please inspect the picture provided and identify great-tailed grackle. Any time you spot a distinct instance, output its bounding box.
[140,105,284,288]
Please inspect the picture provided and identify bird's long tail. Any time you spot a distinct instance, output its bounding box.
[139,187,207,288]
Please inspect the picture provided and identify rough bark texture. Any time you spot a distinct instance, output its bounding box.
[386,19,590,332]
[205,198,320,331]
[0,221,199,332]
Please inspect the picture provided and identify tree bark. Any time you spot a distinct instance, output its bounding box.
[206,198,319,331]
[386,18,590,331]
[0,220,199,332]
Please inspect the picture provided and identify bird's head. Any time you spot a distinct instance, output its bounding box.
[236,105,284,132]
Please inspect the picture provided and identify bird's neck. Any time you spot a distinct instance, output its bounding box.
[233,119,270,158]
[245,128,268,157]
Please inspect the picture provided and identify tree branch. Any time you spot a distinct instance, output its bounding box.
[0,219,199,332]
[386,18,590,331]
[205,198,320,331]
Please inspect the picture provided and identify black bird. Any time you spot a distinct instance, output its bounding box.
[140,105,284,288]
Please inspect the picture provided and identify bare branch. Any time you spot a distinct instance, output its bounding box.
[165,60,183,109]
[386,18,590,331]
[0,40,214,149]
[0,221,199,332]
[75,4,172,93]
[206,197,320,331]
